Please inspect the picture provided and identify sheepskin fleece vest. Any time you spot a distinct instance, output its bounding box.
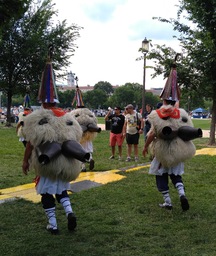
[148,105,196,168]
[70,108,98,144]
[23,109,83,181]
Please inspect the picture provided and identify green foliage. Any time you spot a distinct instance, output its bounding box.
[149,1,216,144]
[109,85,137,109]
[0,0,30,27]
[107,83,160,110]
[83,89,108,109]
[0,0,82,124]
[94,81,114,95]
[58,89,75,109]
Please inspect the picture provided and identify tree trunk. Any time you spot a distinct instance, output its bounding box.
[6,90,12,127]
[209,98,216,145]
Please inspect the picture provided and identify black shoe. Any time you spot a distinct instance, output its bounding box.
[68,212,77,231]
[46,225,59,235]
[180,195,189,211]
[89,159,95,170]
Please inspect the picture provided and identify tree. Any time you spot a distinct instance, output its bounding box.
[94,81,114,96]
[83,89,108,109]
[58,89,75,109]
[108,85,136,109]
[148,0,216,144]
[0,0,29,28]
[107,83,160,110]
[0,0,82,125]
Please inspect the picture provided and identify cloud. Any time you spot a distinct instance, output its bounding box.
[128,19,179,41]
[82,0,126,23]
[52,0,181,88]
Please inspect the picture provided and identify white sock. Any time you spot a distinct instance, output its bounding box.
[60,197,73,216]
[175,182,185,197]
[162,190,172,205]
[45,207,57,229]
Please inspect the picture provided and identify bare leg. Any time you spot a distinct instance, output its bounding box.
[111,146,115,156]
[118,146,122,157]
[134,144,139,157]
[127,144,132,158]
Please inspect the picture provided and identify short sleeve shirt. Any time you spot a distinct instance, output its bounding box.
[125,112,142,135]
[108,114,125,134]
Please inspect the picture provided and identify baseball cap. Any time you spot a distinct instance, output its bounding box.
[125,104,134,109]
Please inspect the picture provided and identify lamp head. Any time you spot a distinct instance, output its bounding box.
[142,37,149,52]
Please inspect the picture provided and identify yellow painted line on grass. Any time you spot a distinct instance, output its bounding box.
[74,169,126,185]
[0,183,35,194]
[195,148,216,156]
[1,148,214,204]
[125,165,150,172]
[0,167,146,204]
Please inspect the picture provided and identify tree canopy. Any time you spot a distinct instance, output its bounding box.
[0,0,29,27]
[0,0,82,125]
[147,0,216,144]
[94,81,114,96]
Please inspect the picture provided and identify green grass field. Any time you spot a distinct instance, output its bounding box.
[0,121,216,256]
[191,118,211,130]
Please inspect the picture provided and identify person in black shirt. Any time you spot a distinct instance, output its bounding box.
[105,106,125,160]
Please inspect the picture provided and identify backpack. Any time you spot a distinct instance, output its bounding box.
[136,113,141,131]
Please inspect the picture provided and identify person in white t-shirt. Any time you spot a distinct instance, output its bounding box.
[122,104,144,162]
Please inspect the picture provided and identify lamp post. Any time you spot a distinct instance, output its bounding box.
[141,37,149,118]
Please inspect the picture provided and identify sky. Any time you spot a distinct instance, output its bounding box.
[52,0,181,89]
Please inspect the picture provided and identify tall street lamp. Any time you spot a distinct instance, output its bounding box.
[141,37,150,118]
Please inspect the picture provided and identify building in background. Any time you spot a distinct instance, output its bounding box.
[56,71,162,96]
[67,71,76,87]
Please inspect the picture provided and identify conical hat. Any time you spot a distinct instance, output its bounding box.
[160,55,181,101]
[38,46,59,104]
[71,85,85,108]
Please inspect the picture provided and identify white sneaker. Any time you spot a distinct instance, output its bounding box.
[125,157,131,162]
[118,156,122,161]
[135,157,139,162]
[109,155,114,160]
[159,203,173,210]
[46,224,59,234]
